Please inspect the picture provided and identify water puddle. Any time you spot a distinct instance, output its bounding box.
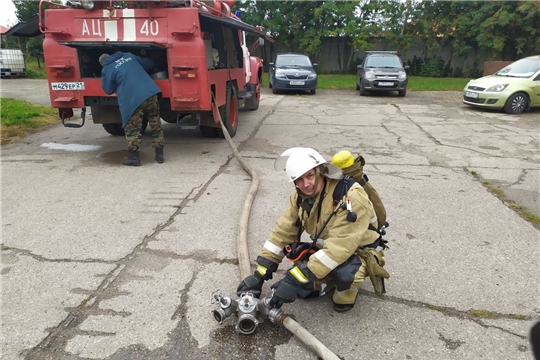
[41,142,102,152]
[98,149,152,165]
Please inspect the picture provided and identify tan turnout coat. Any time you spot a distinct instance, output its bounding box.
[258,177,380,280]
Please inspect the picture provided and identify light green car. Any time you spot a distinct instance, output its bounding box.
[463,55,540,114]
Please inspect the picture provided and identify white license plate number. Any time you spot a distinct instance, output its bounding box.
[378,82,394,86]
[466,91,478,99]
[51,82,85,91]
[290,80,305,86]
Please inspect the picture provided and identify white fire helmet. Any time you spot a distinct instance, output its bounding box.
[274,147,343,183]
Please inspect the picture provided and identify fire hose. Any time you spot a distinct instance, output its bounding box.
[212,94,341,360]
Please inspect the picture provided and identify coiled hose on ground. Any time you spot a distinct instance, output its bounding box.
[214,95,340,360]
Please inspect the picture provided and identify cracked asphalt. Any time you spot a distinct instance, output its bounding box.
[1,80,539,360]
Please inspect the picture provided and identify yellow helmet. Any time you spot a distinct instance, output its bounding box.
[331,150,354,169]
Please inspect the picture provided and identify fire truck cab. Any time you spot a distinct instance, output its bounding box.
[39,0,269,138]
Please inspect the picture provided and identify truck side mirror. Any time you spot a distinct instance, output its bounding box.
[313,63,318,67]
[404,65,410,71]
[357,65,363,70]
[269,62,274,67]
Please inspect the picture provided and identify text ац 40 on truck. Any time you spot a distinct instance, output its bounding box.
[39,0,272,138]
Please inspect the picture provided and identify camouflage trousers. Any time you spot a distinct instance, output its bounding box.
[125,95,164,151]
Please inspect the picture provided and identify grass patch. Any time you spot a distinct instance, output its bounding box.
[25,56,47,79]
[1,98,59,144]
[468,309,499,318]
[468,168,540,228]
[510,203,540,226]
[262,73,471,91]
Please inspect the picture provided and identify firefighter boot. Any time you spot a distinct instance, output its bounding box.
[155,146,164,164]
[122,150,141,166]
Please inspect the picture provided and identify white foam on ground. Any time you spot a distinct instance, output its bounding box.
[40,143,102,152]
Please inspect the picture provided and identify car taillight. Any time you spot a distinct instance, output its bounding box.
[172,67,196,78]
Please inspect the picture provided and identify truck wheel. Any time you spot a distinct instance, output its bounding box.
[102,123,125,136]
[217,83,238,138]
[102,120,147,136]
[245,84,260,111]
[398,89,407,97]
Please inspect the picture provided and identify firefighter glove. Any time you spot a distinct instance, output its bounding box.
[269,263,315,309]
[236,263,274,297]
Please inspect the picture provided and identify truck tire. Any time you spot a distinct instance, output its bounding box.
[217,83,238,138]
[102,123,124,136]
[245,84,260,111]
[102,119,148,136]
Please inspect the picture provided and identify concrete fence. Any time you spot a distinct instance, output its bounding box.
[255,36,535,76]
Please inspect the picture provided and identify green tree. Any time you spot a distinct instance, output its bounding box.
[13,0,40,22]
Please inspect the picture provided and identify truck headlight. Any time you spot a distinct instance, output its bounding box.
[275,72,287,79]
[308,73,317,79]
[365,72,375,80]
[398,73,407,80]
[81,0,94,10]
[486,83,509,92]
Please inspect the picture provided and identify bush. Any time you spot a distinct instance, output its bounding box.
[467,63,483,78]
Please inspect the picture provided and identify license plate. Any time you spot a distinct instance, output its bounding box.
[290,80,305,86]
[466,91,478,99]
[378,82,394,86]
[51,82,85,91]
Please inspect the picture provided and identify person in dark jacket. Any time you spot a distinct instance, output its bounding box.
[100,51,164,166]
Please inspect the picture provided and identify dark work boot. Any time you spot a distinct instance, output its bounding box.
[332,300,355,312]
[155,146,164,164]
[122,150,141,166]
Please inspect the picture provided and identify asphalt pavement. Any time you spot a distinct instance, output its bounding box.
[1,79,539,360]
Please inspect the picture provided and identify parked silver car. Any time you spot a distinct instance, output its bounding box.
[356,51,409,97]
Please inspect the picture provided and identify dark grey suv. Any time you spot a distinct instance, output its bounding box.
[356,51,409,97]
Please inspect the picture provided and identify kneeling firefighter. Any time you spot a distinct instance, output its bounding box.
[237,147,389,312]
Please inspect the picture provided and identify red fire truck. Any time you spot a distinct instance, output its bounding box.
[38,0,270,138]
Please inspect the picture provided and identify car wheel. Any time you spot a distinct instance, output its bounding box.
[355,83,360,91]
[268,81,272,89]
[310,89,316,95]
[359,82,366,96]
[272,88,279,94]
[503,92,528,114]
[398,89,406,97]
